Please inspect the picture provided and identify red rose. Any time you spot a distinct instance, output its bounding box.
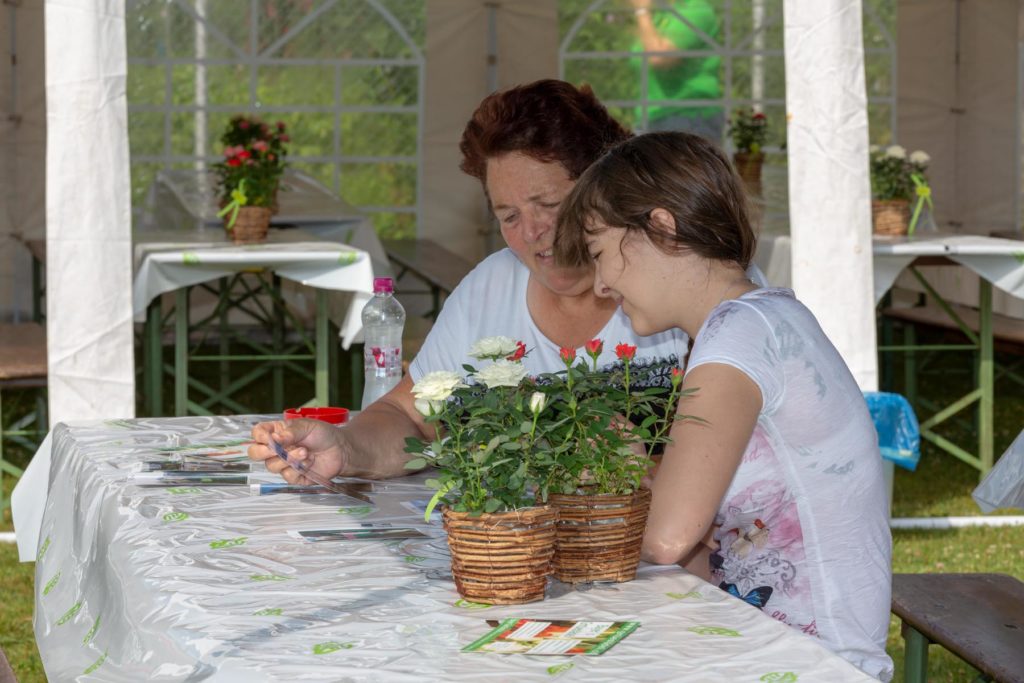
[239,120,250,130]
[671,366,684,387]
[584,338,603,356]
[506,341,527,362]
[277,121,286,131]
[279,134,290,143]
[559,347,576,364]
[753,112,766,120]
[615,343,637,361]
[237,150,251,161]
[227,157,241,167]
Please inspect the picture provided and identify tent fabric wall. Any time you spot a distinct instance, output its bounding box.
[45,0,134,425]
[421,0,558,261]
[784,0,878,391]
[0,0,46,321]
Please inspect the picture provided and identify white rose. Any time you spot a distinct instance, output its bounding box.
[529,391,546,415]
[885,145,906,160]
[909,150,930,165]
[473,359,528,389]
[411,371,465,402]
[869,144,880,154]
[414,397,443,416]
[468,336,518,360]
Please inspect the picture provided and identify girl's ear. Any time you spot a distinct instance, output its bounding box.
[648,207,678,239]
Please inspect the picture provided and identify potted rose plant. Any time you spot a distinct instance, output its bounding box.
[405,336,561,605]
[870,145,930,236]
[212,115,289,243]
[540,340,686,584]
[727,107,769,192]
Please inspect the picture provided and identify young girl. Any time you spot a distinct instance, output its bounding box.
[554,131,893,681]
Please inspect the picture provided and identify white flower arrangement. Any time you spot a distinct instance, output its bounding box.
[473,359,529,389]
[411,370,466,402]
[468,336,518,361]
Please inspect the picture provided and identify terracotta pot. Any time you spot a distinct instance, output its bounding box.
[871,199,910,236]
[548,487,652,584]
[733,151,765,195]
[225,206,272,244]
[442,505,556,604]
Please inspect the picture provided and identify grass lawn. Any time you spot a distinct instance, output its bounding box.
[1,334,1022,682]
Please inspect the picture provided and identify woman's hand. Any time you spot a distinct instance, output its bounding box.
[249,419,348,485]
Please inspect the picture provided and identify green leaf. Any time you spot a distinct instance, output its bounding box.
[404,457,427,470]
[484,497,502,513]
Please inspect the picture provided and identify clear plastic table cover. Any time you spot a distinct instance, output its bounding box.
[34,416,874,682]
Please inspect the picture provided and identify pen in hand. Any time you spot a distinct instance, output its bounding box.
[270,438,345,494]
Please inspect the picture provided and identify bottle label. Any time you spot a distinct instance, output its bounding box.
[365,346,402,374]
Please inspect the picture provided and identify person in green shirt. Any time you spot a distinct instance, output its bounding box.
[631,0,723,142]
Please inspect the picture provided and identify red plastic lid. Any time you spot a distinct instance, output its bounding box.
[373,277,394,293]
[283,407,349,424]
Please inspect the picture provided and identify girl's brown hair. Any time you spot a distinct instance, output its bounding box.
[554,131,756,269]
[459,79,631,184]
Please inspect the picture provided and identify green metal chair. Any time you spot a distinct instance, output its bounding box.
[0,323,48,512]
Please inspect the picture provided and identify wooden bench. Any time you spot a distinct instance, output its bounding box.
[0,323,48,512]
[892,573,1024,683]
[883,302,1024,354]
[381,239,475,320]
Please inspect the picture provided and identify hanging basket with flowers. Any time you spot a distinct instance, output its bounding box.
[405,336,688,600]
[869,145,932,236]
[213,115,290,244]
[727,108,769,193]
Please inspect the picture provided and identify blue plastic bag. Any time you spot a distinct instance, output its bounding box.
[864,391,921,471]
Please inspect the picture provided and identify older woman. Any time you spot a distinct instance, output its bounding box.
[248,80,686,481]
[554,131,893,680]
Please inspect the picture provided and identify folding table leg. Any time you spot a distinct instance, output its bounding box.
[145,298,163,417]
[175,288,189,416]
[272,275,285,409]
[315,290,328,407]
[978,280,993,475]
[901,622,928,683]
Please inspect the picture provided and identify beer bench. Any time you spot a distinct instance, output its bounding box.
[891,573,1024,683]
[0,322,48,512]
[381,239,475,320]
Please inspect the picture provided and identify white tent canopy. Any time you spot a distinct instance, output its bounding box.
[3,0,1023,422]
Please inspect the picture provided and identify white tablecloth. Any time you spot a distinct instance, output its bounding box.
[30,416,874,682]
[755,232,1024,304]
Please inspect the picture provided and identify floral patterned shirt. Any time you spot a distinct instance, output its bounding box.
[686,288,893,681]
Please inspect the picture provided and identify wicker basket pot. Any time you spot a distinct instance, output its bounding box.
[226,206,272,244]
[442,505,556,604]
[733,151,765,194]
[548,487,652,584]
[871,199,910,236]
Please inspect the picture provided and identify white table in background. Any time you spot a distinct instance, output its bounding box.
[31,416,875,682]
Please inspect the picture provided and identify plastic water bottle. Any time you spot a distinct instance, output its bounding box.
[360,277,405,409]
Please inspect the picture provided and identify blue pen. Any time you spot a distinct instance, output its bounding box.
[270,439,345,494]
[250,483,331,495]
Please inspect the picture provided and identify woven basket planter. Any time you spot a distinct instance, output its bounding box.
[733,151,765,195]
[226,206,272,244]
[872,199,910,236]
[548,487,652,584]
[442,505,556,604]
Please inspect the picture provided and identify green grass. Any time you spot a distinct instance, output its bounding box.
[1,333,1022,681]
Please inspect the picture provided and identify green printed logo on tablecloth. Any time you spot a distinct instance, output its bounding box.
[1014,251,1024,264]
[209,537,247,549]
[182,252,201,265]
[104,419,136,429]
[337,251,359,265]
[760,673,798,682]
[37,536,51,562]
[313,641,355,655]
[454,598,491,609]
[163,511,189,523]
[403,555,427,564]
[168,487,201,495]
[83,650,108,675]
[43,572,60,596]
[338,505,373,516]
[250,574,289,582]
[547,662,574,675]
[83,616,101,645]
[687,626,741,637]
[667,591,703,600]
[57,601,82,626]
[254,608,283,616]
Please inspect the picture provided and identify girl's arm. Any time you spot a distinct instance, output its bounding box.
[642,362,762,565]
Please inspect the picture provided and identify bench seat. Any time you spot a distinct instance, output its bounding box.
[882,303,1024,352]
[892,572,1024,683]
[381,239,475,319]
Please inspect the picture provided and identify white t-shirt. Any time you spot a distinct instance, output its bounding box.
[686,287,893,681]
[410,249,687,379]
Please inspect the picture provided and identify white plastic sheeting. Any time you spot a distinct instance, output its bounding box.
[33,415,876,682]
[783,0,877,391]
[44,0,135,424]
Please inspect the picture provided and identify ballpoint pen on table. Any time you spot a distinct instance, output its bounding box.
[269,438,349,495]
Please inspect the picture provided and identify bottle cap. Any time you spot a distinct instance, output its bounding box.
[372,277,394,293]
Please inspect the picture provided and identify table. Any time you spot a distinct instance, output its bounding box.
[134,232,374,417]
[30,416,875,682]
[754,231,1024,478]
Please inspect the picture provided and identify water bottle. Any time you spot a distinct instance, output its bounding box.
[360,277,406,409]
